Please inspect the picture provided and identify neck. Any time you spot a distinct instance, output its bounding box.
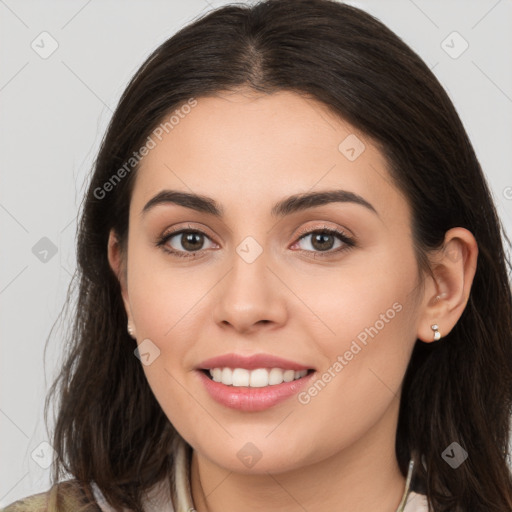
[189,402,407,512]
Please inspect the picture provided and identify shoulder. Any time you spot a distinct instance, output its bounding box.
[1,479,102,512]
[1,490,49,512]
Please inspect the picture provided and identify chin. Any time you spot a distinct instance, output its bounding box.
[192,436,319,475]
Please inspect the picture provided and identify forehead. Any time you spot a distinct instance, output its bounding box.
[132,90,407,223]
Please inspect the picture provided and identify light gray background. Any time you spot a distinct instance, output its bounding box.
[1,0,511,506]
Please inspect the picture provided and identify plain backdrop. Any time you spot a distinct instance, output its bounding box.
[1,0,511,506]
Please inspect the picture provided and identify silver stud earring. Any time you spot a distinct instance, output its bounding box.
[431,323,441,341]
[127,322,136,339]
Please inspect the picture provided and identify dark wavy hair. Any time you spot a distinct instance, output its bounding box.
[43,0,512,511]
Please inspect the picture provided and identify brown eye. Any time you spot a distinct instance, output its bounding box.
[309,232,336,251]
[294,228,354,254]
[178,232,206,251]
[157,229,216,257]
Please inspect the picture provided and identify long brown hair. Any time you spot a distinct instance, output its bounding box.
[45,1,512,510]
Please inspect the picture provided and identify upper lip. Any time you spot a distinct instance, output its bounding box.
[197,353,314,371]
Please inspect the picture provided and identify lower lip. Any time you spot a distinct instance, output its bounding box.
[196,370,316,412]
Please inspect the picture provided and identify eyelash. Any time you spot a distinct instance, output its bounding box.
[155,225,356,259]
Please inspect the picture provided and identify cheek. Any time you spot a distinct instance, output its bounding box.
[125,248,218,423]
[301,246,417,347]
[291,298,415,461]
[127,247,209,341]
[126,262,208,437]
[300,247,419,404]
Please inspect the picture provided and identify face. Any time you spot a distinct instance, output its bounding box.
[110,89,427,474]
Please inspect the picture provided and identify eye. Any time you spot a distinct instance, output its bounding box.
[156,227,217,258]
[290,226,355,257]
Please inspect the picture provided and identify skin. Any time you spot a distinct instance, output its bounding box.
[108,89,478,512]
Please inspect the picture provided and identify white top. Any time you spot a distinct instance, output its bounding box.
[91,438,429,512]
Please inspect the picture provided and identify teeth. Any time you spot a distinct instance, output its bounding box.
[221,367,233,385]
[232,368,250,387]
[208,368,308,387]
[250,368,268,387]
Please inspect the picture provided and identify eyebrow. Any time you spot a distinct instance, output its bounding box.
[140,189,378,218]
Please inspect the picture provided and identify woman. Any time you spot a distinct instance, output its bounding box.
[3,0,512,511]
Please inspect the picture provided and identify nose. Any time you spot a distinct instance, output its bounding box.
[211,247,288,335]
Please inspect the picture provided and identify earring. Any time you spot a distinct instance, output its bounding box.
[431,323,441,341]
[127,322,136,339]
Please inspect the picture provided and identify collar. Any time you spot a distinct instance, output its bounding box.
[171,437,416,512]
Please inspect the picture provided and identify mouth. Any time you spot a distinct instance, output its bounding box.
[197,366,317,412]
[200,367,315,388]
[195,353,317,411]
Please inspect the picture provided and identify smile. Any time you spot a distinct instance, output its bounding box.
[206,367,311,387]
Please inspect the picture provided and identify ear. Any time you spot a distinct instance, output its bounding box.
[417,227,478,343]
[107,229,133,326]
